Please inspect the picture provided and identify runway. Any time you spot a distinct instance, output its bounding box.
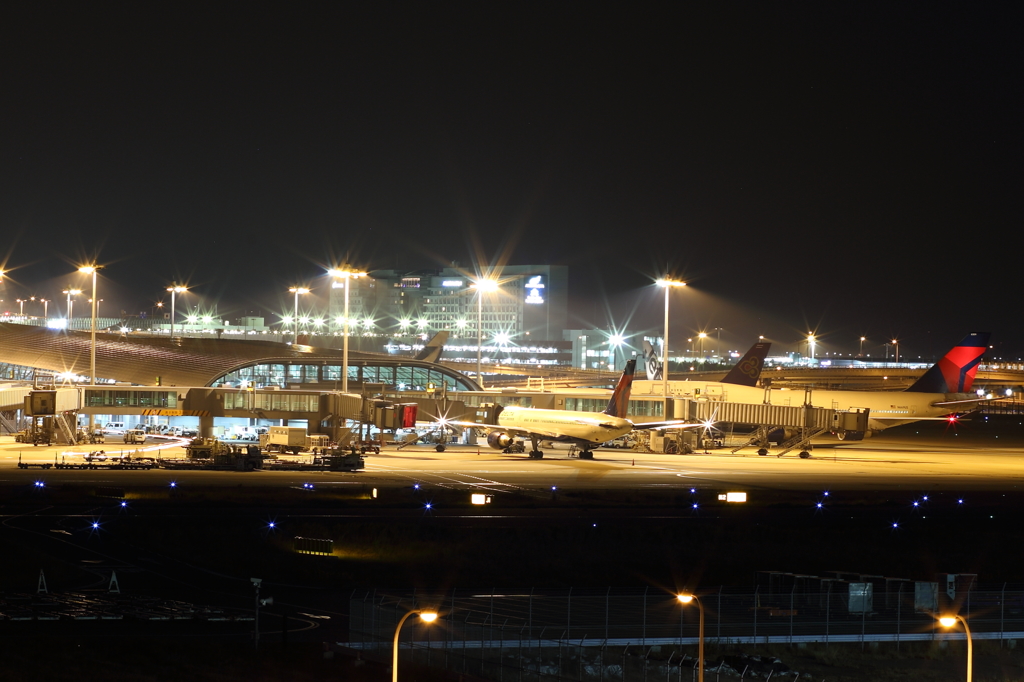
[2,418,1022,492]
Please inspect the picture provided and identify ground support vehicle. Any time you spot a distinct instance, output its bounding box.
[264,451,365,472]
[259,426,329,455]
[159,437,264,471]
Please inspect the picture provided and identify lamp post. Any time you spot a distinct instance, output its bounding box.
[656,279,686,400]
[328,267,367,393]
[288,287,310,344]
[78,266,100,385]
[807,334,816,360]
[677,594,704,682]
[939,614,972,682]
[892,338,899,364]
[40,298,49,322]
[166,284,187,338]
[393,609,438,682]
[63,288,81,328]
[16,298,24,316]
[698,332,707,357]
[859,336,866,356]
[472,279,498,382]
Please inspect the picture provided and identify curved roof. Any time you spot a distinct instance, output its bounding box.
[0,322,479,389]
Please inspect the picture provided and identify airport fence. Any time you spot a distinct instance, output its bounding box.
[348,585,1024,681]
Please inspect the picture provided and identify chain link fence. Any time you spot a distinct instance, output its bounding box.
[349,584,1024,680]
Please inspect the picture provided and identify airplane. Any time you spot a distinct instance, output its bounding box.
[642,339,771,386]
[452,359,706,459]
[632,332,992,441]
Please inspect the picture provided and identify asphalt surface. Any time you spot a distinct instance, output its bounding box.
[2,417,1022,492]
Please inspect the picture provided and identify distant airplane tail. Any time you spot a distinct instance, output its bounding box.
[720,341,771,386]
[602,359,636,417]
[642,340,661,381]
[906,332,990,393]
[414,331,449,362]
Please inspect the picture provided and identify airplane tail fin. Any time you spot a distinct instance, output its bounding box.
[414,331,449,362]
[906,332,990,393]
[602,359,636,418]
[720,341,771,386]
[642,340,662,381]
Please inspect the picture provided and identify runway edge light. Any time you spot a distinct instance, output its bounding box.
[718,492,747,503]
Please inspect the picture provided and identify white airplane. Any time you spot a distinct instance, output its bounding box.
[633,332,992,441]
[453,359,705,459]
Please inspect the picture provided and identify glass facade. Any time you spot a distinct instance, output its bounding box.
[84,390,178,408]
[214,361,475,393]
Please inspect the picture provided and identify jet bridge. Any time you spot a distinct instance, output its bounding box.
[672,396,869,458]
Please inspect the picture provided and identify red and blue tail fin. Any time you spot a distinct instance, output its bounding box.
[907,332,990,393]
[721,341,771,386]
[602,359,636,417]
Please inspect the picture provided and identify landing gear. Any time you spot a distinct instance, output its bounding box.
[836,430,865,441]
[435,444,446,452]
[799,451,811,459]
[579,449,594,460]
[757,448,769,456]
[528,450,544,459]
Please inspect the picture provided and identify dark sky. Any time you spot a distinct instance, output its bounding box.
[2,4,1021,359]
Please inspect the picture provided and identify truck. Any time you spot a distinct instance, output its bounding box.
[259,426,330,455]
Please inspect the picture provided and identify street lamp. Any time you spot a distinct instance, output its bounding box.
[63,288,81,328]
[698,332,707,357]
[472,278,499,382]
[16,298,24,316]
[288,287,310,344]
[39,298,49,321]
[807,334,816,360]
[656,279,686,400]
[939,614,972,682]
[78,265,100,386]
[677,594,704,682]
[393,609,438,682]
[328,267,367,393]
[859,336,866,356]
[892,338,899,364]
[166,284,187,338]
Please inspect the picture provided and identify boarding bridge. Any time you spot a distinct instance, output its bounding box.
[671,397,869,457]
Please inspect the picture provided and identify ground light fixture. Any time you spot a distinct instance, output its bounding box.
[939,614,972,682]
[676,593,704,682]
[393,609,438,682]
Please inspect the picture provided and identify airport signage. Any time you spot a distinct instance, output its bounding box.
[525,275,545,304]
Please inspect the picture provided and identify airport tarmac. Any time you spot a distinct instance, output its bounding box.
[2,418,1022,492]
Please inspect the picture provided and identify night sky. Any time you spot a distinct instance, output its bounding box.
[2,4,1021,359]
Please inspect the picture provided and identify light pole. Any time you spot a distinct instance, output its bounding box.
[167,284,187,338]
[892,338,899,364]
[807,334,816,360]
[677,594,704,682]
[859,336,866,356]
[472,278,498,382]
[329,267,367,393]
[393,609,438,682]
[698,332,707,357]
[657,279,686,399]
[63,288,81,328]
[16,298,25,316]
[40,298,49,322]
[288,287,310,344]
[714,327,723,355]
[939,614,972,682]
[78,266,100,386]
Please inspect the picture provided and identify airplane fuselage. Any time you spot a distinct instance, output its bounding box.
[497,406,633,446]
[634,380,964,432]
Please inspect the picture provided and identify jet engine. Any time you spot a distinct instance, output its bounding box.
[486,432,515,450]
